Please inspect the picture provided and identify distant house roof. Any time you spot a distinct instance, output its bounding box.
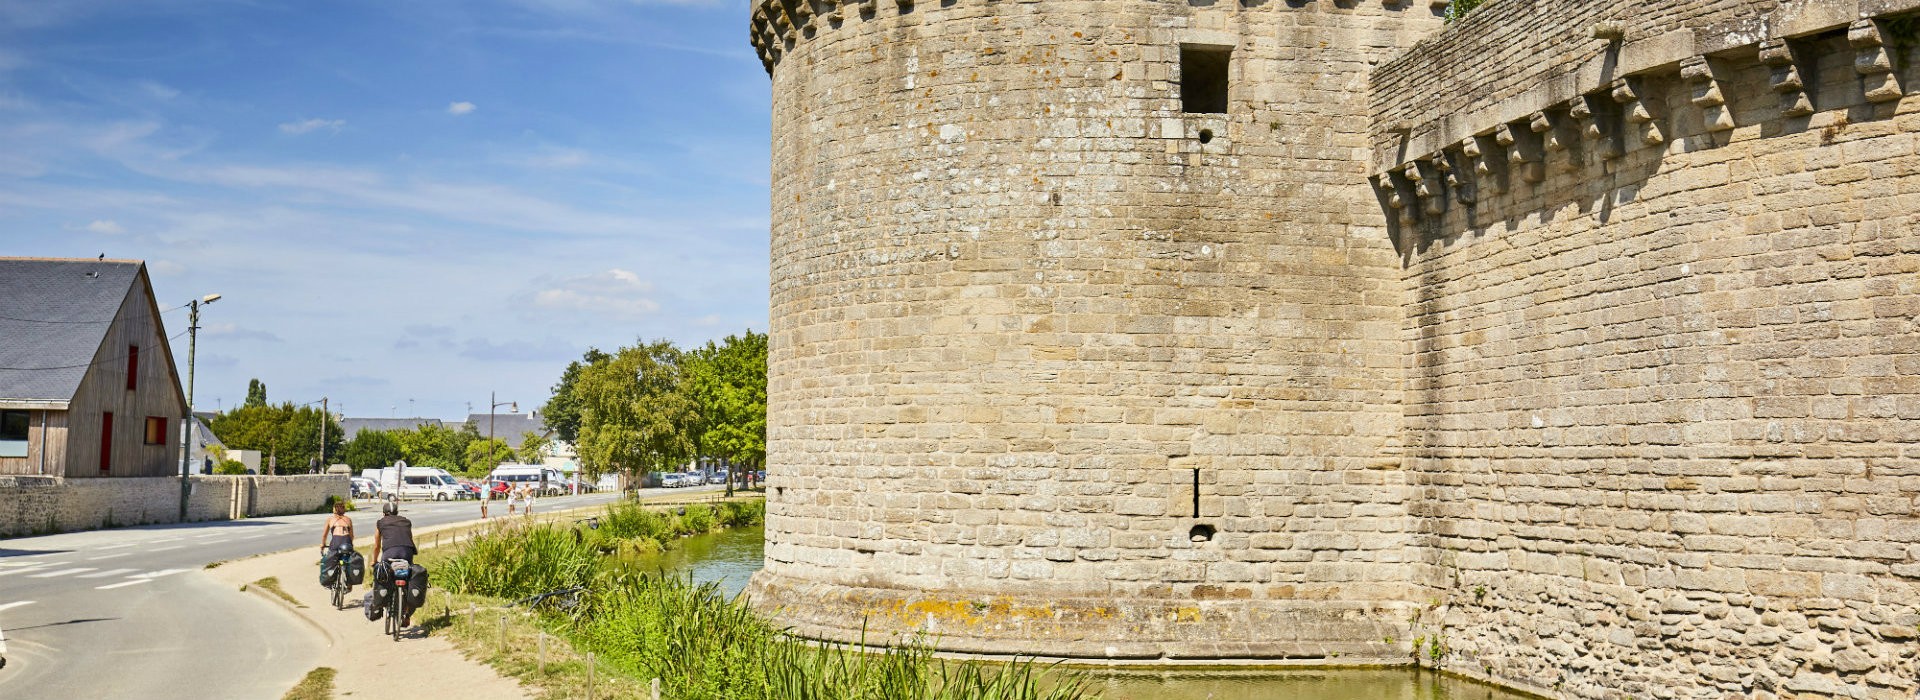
[463,411,547,442]
[338,417,444,439]
[0,258,147,405]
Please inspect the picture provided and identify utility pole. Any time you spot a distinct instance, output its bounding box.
[178,293,220,520]
[319,396,329,471]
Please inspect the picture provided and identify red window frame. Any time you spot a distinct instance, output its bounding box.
[100,412,114,474]
[126,345,139,390]
[144,416,167,445]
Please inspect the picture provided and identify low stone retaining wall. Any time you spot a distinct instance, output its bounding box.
[0,474,349,538]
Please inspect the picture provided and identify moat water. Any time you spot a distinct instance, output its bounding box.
[626,528,1537,700]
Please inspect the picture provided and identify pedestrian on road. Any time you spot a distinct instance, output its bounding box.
[320,501,354,552]
[519,483,536,516]
[506,482,520,516]
[479,478,490,520]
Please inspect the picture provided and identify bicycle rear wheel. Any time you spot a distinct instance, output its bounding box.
[390,589,403,640]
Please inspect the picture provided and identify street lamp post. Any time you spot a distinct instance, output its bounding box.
[488,391,517,474]
[178,293,221,520]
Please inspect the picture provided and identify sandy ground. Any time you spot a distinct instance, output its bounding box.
[207,526,530,700]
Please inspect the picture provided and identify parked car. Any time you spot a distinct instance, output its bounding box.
[456,481,481,500]
[351,477,379,499]
[663,472,689,488]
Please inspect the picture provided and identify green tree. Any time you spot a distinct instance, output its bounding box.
[516,431,551,464]
[206,400,341,474]
[245,379,268,408]
[394,423,461,470]
[275,404,344,474]
[575,340,697,483]
[343,430,404,470]
[464,437,512,474]
[684,330,768,494]
[543,348,610,444]
[1445,0,1485,22]
[209,404,285,455]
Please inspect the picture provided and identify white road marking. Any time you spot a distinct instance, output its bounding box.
[237,534,266,540]
[87,552,131,561]
[78,568,137,579]
[0,560,41,567]
[149,538,180,544]
[96,579,150,590]
[0,565,51,577]
[29,567,94,578]
[135,569,186,579]
[149,545,183,552]
[92,542,137,550]
[0,600,35,612]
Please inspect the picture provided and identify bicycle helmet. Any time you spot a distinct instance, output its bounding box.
[383,500,399,516]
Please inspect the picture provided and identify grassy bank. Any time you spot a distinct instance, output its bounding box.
[422,497,1090,700]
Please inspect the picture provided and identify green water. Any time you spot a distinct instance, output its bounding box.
[623,528,1537,700]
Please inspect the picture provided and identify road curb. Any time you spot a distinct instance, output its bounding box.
[239,575,340,648]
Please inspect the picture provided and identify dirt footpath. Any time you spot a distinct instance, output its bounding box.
[208,531,529,700]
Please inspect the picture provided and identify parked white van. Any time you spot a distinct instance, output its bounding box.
[490,464,567,496]
[377,462,463,501]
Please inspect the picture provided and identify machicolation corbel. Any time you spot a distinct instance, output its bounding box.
[1611,79,1664,148]
[1681,56,1736,132]
[1849,19,1904,103]
[1759,38,1815,117]
[1466,134,1504,194]
[1501,122,1543,184]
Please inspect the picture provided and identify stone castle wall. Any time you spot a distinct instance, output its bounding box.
[749,0,1446,659]
[752,0,1920,694]
[0,475,348,537]
[1371,0,1920,697]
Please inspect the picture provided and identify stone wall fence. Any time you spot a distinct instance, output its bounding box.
[0,474,349,538]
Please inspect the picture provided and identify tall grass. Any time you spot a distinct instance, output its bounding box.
[435,523,600,597]
[433,497,1091,700]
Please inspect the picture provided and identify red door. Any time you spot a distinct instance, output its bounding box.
[100,412,113,475]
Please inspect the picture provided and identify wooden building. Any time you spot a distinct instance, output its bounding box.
[0,258,187,477]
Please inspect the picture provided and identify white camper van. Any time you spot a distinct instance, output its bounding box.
[376,461,463,501]
[489,464,567,496]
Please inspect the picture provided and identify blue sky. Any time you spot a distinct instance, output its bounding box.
[0,0,770,420]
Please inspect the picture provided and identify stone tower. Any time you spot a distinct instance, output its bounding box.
[747,0,1446,658]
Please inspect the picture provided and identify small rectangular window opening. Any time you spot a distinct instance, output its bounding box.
[0,410,28,458]
[144,416,167,446]
[100,412,114,473]
[1191,467,1201,518]
[1180,45,1231,114]
[126,345,139,390]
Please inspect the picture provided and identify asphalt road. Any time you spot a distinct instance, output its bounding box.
[0,487,684,700]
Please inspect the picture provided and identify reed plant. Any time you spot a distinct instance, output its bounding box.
[435,522,601,598]
[432,496,1092,700]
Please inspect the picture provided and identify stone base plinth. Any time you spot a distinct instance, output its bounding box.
[744,570,1416,662]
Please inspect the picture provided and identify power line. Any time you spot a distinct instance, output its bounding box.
[0,328,190,371]
[0,312,113,325]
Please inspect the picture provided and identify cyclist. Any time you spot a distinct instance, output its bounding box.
[370,500,418,626]
[320,500,354,552]
[319,501,354,583]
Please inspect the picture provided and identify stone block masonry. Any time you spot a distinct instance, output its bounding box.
[0,475,349,537]
[751,0,1920,695]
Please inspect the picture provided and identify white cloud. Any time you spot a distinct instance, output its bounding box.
[447,101,476,116]
[85,219,125,234]
[526,268,660,319]
[139,81,180,100]
[278,118,345,135]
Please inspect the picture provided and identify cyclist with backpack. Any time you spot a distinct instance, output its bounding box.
[370,500,419,627]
